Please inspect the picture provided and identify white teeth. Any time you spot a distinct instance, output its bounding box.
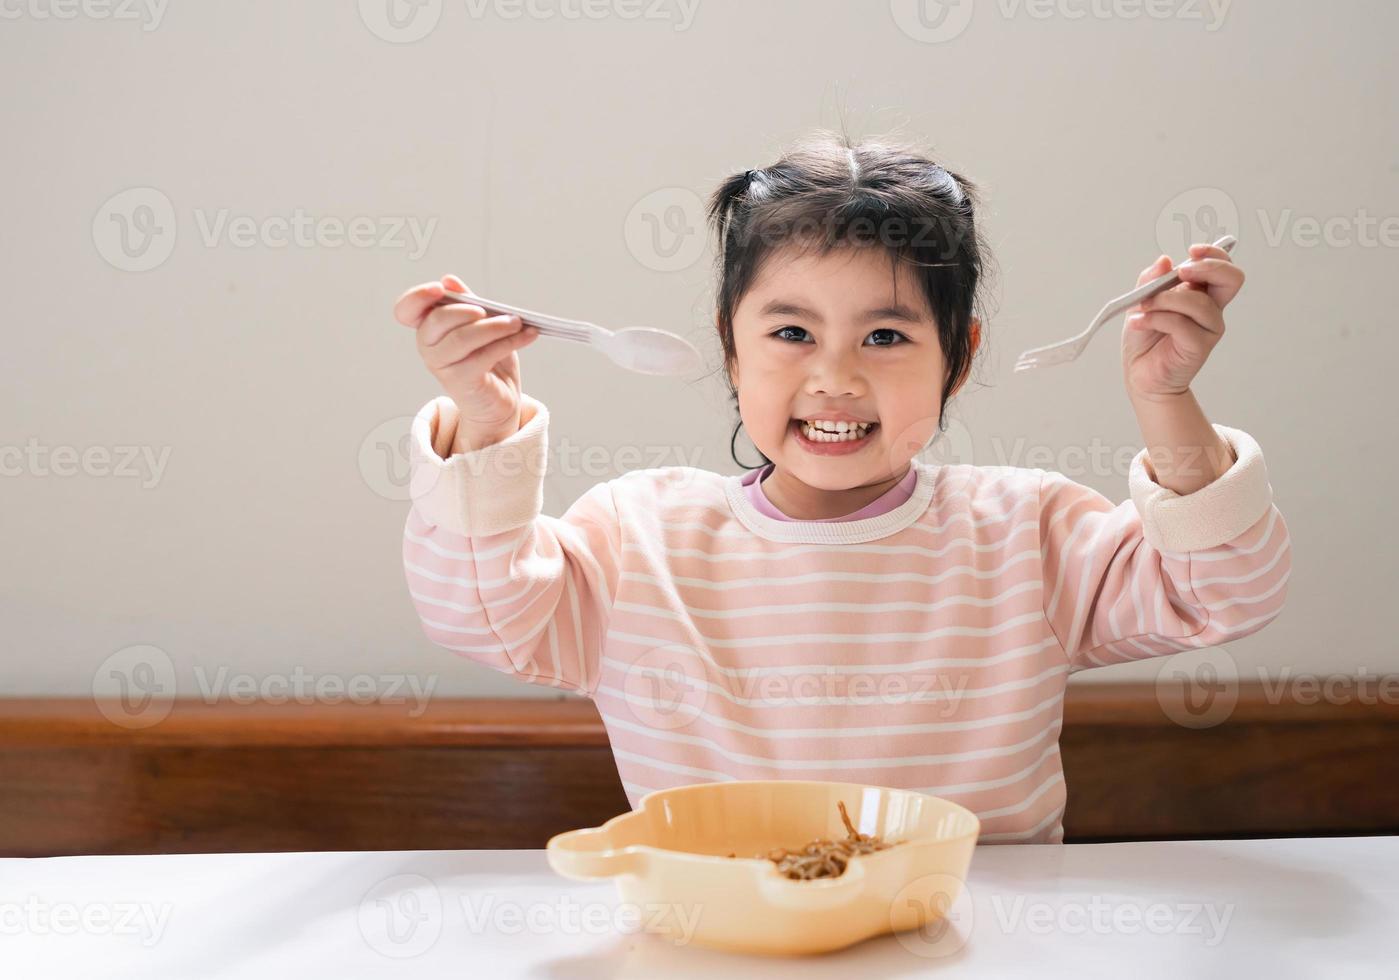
[804,419,872,431]
[799,420,876,442]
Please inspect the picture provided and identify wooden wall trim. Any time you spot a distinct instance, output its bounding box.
[2,683,1396,856]
[0,697,611,747]
[1063,679,1399,724]
[10,679,1397,743]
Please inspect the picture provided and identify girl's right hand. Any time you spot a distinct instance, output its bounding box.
[393,274,540,455]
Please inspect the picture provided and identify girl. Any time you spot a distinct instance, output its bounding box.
[392,131,1291,844]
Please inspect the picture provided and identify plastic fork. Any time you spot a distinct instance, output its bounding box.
[439,288,704,377]
[1013,234,1237,373]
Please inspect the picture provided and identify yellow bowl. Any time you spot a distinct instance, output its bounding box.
[545,779,980,956]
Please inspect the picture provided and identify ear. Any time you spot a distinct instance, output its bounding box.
[969,316,981,356]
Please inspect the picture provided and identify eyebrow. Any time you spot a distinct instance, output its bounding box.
[757,299,929,326]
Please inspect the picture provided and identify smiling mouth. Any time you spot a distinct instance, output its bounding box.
[791,418,880,444]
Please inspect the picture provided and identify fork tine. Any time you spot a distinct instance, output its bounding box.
[1012,233,1237,374]
[1017,344,1076,371]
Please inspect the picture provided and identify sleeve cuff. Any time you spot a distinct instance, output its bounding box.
[408,393,549,537]
[1128,423,1273,553]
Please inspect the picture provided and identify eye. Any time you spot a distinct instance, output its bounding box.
[866,328,910,347]
[769,326,911,346]
[770,325,810,343]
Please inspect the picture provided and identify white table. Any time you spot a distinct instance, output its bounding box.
[3,837,1396,978]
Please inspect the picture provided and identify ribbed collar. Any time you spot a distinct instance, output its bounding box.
[723,460,939,543]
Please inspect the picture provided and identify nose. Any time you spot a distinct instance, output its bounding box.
[805,346,866,399]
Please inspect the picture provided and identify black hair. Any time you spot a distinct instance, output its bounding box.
[705,128,995,470]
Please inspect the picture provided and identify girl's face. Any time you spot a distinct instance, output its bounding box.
[727,244,958,519]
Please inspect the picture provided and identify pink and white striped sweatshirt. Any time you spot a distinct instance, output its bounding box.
[402,394,1292,844]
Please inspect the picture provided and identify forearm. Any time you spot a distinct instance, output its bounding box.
[404,392,618,696]
[432,399,459,459]
[432,397,529,459]
[1129,388,1236,496]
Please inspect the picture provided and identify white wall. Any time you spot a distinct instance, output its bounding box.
[2,0,1394,700]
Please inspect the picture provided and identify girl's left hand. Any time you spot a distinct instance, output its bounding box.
[1121,241,1245,401]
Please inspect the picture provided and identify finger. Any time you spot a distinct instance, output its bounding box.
[1136,254,1172,288]
[393,281,447,327]
[438,322,539,376]
[423,315,538,375]
[441,273,470,294]
[1188,242,1233,262]
[1128,309,1222,353]
[1139,286,1226,335]
[419,303,500,349]
[1124,307,1214,345]
[1124,308,1203,348]
[1176,256,1245,309]
[416,311,523,369]
[1127,310,1220,360]
[1176,244,1229,295]
[1182,244,1228,290]
[1129,255,1174,318]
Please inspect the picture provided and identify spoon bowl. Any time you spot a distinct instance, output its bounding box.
[596,325,705,375]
